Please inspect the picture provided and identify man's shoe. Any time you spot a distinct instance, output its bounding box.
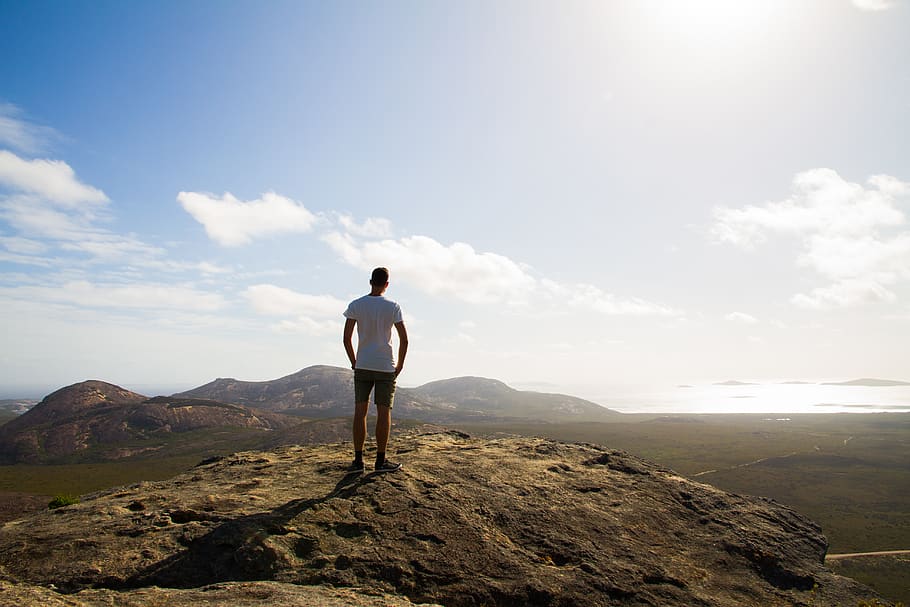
[347,460,365,473]
[374,460,402,473]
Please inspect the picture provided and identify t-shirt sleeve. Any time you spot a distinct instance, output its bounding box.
[343,301,357,319]
[393,303,403,323]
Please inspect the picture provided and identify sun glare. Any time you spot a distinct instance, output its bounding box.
[652,0,781,52]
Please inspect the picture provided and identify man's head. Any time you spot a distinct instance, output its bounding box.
[370,267,390,287]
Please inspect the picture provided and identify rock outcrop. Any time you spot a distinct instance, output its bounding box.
[0,430,885,606]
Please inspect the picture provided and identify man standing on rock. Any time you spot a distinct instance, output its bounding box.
[343,267,408,473]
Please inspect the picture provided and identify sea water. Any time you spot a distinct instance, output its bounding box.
[587,383,910,415]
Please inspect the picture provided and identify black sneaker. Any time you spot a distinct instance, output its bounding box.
[374,460,402,473]
[347,460,365,473]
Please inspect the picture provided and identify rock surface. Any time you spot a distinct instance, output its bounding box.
[0,430,886,606]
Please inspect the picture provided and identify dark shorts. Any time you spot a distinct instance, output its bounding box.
[354,369,397,408]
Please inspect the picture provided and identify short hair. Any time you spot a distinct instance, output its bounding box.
[370,267,390,285]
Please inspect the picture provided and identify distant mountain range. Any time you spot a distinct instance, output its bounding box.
[0,367,618,464]
[177,365,619,422]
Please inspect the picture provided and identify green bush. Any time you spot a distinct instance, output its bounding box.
[48,494,80,509]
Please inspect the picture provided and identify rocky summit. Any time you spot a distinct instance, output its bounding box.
[0,430,885,606]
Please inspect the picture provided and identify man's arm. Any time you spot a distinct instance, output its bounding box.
[343,318,357,369]
[394,321,408,376]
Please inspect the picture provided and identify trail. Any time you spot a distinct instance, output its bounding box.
[692,451,799,477]
[826,550,910,560]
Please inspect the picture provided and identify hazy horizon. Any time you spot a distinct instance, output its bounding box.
[4,366,910,416]
[2,1,908,396]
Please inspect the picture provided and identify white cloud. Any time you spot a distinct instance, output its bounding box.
[725,312,758,324]
[337,214,394,238]
[851,0,897,11]
[145,260,233,275]
[0,194,98,240]
[0,150,108,206]
[0,159,224,277]
[555,282,682,317]
[243,284,346,336]
[244,284,346,318]
[60,234,166,261]
[0,280,226,312]
[324,229,682,316]
[792,278,897,309]
[323,232,537,304]
[178,191,319,246]
[270,317,341,336]
[0,236,47,255]
[0,103,60,155]
[712,169,910,309]
[0,250,55,267]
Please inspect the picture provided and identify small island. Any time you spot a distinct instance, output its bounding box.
[822,378,910,387]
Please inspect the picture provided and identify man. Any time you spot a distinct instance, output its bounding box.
[343,267,409,473]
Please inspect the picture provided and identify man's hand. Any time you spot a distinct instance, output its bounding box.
[343,318,357,369]
[394,321,408,378]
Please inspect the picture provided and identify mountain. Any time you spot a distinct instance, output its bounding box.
[412,376,619,421]
[713,380,758,386]
[0,381,299,464]
[822,378,910,387]
[178,366,618,422]
[0,430,883,606]
[176,365,443,420]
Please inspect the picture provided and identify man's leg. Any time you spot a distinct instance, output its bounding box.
[375,404,391,455]
[353,401,369,454]
[372,373,400,472]
[351,370,372,470]
[351,400,369,472]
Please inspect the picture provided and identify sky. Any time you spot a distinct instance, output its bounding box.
[1,0,908,399]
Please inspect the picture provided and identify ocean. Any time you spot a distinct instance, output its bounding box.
[588,382,910,415]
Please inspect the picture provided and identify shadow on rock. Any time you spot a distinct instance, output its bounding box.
[122,472,365,589]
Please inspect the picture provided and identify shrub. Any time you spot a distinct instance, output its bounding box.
[48,494,80,509]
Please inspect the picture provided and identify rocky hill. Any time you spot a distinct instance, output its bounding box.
[412,376,619,421]
[0,430,886,606]
[178,366,617,422]
[0,381,299,464]
[176,365,444,420]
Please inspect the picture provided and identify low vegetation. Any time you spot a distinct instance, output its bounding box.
[47,494,80,509]
[829,556,910,607]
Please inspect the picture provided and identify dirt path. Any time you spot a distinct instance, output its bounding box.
[826,550,910,560]
[692,451,799,477]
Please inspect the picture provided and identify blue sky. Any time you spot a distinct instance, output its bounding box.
[1,0,908,398]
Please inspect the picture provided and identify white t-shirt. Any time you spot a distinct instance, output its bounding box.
[343,295,403,372]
